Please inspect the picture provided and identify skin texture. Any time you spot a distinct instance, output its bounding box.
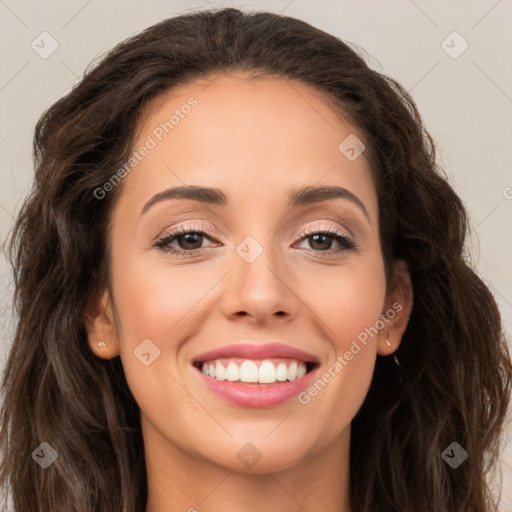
[85,73,413,512]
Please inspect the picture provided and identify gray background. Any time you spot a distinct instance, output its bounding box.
[0,0,511,509]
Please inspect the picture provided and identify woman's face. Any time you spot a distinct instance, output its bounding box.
[87,73,411,474]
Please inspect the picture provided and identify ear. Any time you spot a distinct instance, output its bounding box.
[83,287,120,360]
[377,259,414,356]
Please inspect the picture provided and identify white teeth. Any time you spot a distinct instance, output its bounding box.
[240,360,258,382]
[288,361,298,380]
[276,362,288,381]
[225,362,240,381]
[200,359,309,384]
[215,360,226,381]
[258,360,276,383]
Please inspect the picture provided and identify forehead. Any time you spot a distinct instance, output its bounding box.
[135,71,362,153]
[120,72,376,214]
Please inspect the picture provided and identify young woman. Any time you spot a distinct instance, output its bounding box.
[1,7,511,512]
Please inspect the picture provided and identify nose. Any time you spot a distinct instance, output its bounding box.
[218,240,300,325]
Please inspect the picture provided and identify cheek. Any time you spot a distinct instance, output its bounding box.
[111,246,216,345]
[110,265,202,417]
[109,251,231,402]
[293,261,385,418]
[300,260,386,347]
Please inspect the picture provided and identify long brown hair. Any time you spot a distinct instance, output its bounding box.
[1,7,511,512]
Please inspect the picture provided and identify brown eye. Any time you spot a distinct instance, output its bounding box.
[307,233,335,251]
[295,228,356,255]
[154,226,219,256]
[175,232,204,250]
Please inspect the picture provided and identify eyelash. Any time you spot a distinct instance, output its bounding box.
[153,224,357,258]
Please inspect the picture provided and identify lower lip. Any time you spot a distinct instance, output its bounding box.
[193,365,318,408]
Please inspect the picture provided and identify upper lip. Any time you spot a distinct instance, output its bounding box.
[192,342,320,365]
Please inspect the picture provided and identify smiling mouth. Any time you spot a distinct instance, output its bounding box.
[193,358,318,385]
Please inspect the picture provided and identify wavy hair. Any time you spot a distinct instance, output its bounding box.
[1,7,511,512]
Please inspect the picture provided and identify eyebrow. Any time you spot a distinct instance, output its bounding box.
[140,185,370,221]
